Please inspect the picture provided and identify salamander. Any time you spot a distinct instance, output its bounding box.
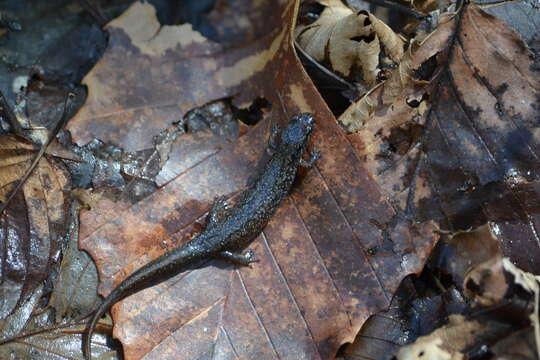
[83,113,319,359]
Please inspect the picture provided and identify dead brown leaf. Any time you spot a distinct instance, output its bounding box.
[344,4,540,273]
[395,303,529,360]
[0,134,70,319]
[75,1,439,359]
[464,256,508,306]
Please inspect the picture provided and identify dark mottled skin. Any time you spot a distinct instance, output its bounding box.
[83,113,319,359]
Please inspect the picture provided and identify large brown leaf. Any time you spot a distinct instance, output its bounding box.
[344,4,540,272]
[0,135,70,319]
[77,1,438,359]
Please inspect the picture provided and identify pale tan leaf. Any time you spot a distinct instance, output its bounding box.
[296,3,404,85]
[368,13,405,62]
[339,12,456,131]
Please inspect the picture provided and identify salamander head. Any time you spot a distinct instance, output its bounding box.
[280,113,315,151]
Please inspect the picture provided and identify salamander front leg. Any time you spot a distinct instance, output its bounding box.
[299,147,321,168]
[219,250,258,266]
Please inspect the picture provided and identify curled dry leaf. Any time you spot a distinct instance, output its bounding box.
[296,1,404,85]
[465,256,540,312]
[344,4,540,273]
[397,305,532,360]
[464,256,540,358]
[0,135,70,319]
[345,225,502,359]
[464,256,508,307]
[436,224,503,290]
[76,0,439,359]
[340,13,454,131]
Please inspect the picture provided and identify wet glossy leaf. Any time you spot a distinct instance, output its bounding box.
[0,135,70,319]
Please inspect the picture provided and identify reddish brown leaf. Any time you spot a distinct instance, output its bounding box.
[0,135,70,319]
[77,1,438,359]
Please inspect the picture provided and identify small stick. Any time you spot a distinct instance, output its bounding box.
[0,92,74,215]
[475,0,525,8]
[78,0,108,27]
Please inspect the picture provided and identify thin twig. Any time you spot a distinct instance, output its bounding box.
[78,0,108,27]
[475,0,525,9]
[0,92,74,216]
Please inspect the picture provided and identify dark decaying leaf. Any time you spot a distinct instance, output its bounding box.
[344,4,540,272]
[76,1,439,359]
[341,281,413,360]
[67,0,283,152]
[395,311,520,360]
[0,135,70,319]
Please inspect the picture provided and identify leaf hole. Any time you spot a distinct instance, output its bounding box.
[232,97,272,126]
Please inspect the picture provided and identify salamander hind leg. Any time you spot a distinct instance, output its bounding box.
[206,196,230,228]
[219,250,258,266]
